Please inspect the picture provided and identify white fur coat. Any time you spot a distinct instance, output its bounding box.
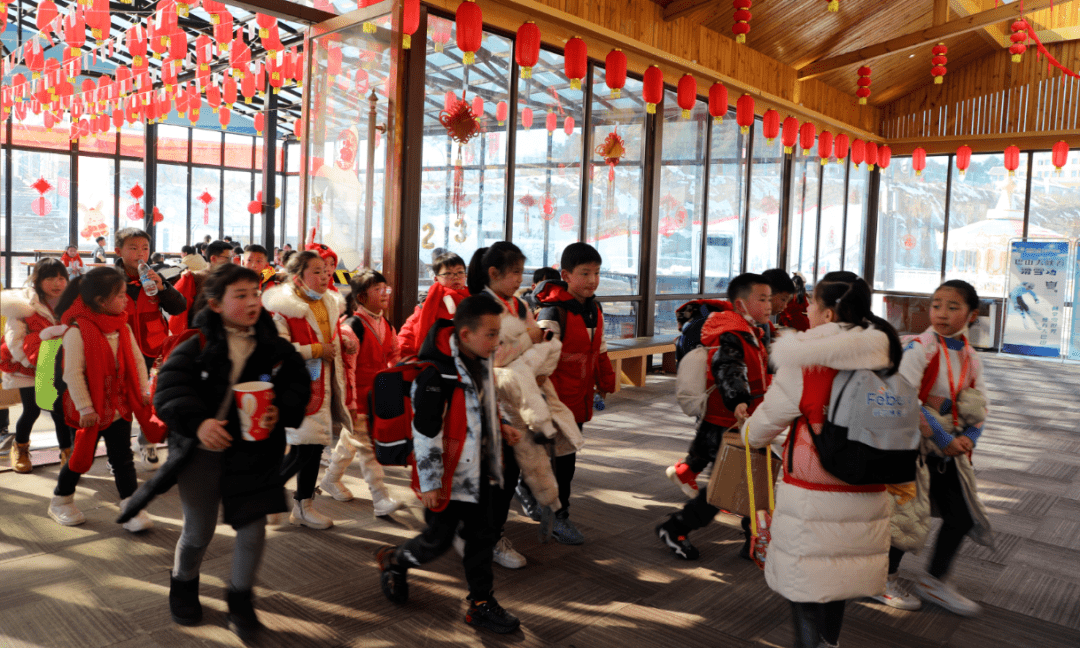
[1,287,59,389]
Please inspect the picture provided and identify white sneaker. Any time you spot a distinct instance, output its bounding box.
[319,475,354,502]
[913,574,981,616]
[371,489,403,517]
[49,495,86,526]
[872,573,922,610]
[119,497,154,533]
[493,536,527,569]
[289,498,333,530]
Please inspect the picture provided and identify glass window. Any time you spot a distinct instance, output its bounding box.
[81,128,117,155]
[120,120,146,159]
[511,48,584,272]
[223,170,254,244]
[158,124,190,162]
[120,160,146,239]
[844,163,869,275]
[746,122,782,273]
[600,300,637,339]
[817,157,846,280]
[192,128,222,166]
[788,148,820,279]
[945,152,1030,298]
[76,157,116,252]
[653,298,686,337]
[11,150,71,252]
[157,164,190,251]
[656,88,707,295]
[225,133,255,169]
[705,109,746,295]
[190,167,221,242]
[283,175,301,250]
[1028,150,1080,239]
[875,155,949,293]
[587,70,647,297]
[11,110,71,150]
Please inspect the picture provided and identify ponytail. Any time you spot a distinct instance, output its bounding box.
[55,267,126,317]
[466,241,526,296]
[814,271,902,375]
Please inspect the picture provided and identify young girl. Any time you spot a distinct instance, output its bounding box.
[398,252,470,357]
[61,246,85,277]
[46,268,153,532]
[741,272,901,648]
[1,258,72,472]
[320,270,403,517]
[262,250,351,529]
[886,279,991,617]
[121,263,309,642]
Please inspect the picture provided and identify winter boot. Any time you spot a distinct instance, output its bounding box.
[169,575,202,626]
[11,442,32,473]
[319,450,354,502]
[120,497,154,533]
[376,545,409,604]
[290,498,333,529]
[48,494,86,526]
[226,586,262,643]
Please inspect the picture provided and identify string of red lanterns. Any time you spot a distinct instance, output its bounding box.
[931,43,948,84]
[856,66,872,104]
[733,0,753,45]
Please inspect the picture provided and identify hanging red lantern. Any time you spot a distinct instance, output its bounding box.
[564,116,575,136]
[931,43,948,84]
[215,12,234,53]
[516,22,541,79]
[87,0,111,42]
[256,13,277,39]
[865,141,878,170]
[1010,20,1028,63]
[64,12,86,58]
[818,130,833,164]
[472,95,484,119]
[1004,145,1020,176]
[565,38,587,91]
[546,111,557,133]
[799,122,816,156]
[1052,141,1070,175]
[735,94,755,134]
[254,112,265,136]
[851,138,866,167]
[495,101,508,125]
[219,106,231,130]
[643,66,663,114]
[232,29,252,78]
[522,107,533,129]
[676,75,697,119]
[37,0,59,35]
[912,147,927,176]
[733,0,753,45]
[175,83,190,117]
[457,0,483,65]
[204,0,226,22]
[207,84,222,113]
[878,145,892,171]
[24,42,45,81]
[605,49,627,98]
[444,91,456,112]
[708,82,728,123]
[223,76,237,107]
[956,145,972,177]
[782,116,798,153]
[240,68,256,104]
[856,66,871,105]
[760,109,780,143]
[403,0,420,49]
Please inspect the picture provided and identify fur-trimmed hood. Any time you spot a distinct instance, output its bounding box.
[770,322,891,372]
[0,287,56,324]
[261,282,346,321]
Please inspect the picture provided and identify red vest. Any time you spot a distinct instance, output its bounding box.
[284,314,334,416]
[0,311,52,377]
[701,312,771,428]
[125,289,169,359]
[349,311,398,416]
[550,304,614,423]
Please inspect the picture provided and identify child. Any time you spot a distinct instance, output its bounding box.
[93,236,108,264]
[319,270,403,517]
[179,245,209,272]
[884,279,991,616]
[376,296,522,635]
[1,259,73,472]
[121,264,309,642]
[741,272,900,648]
[534,242,617,544]
[774,270,811,332]
[46,268,154,532]
[658,273,773,560]
[397,251,470,357]
[518,267,561,312]
[762,268,798,331]
[262,250,352,530]
[232,246,244,264]
[242,244,278,290]
[61,245,85,278]
[170,240,235,335]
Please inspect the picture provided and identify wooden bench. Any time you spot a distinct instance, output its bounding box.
[605,335,678,392]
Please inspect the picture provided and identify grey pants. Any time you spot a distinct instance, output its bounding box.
[174,448,266,591]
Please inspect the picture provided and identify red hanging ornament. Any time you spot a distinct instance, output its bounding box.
[87,0,111,42]
[248,199,262,215]
[851,138,866,168]
[440,96,481,145]
[542,195,555,220]
[472,95,484,120]
[63,12,86,58]
[733,0,753,44]
[1010,20,1028,63]
[37,0,59,35]
[1051,141,1070,175]
[912,147,927,176]
[546,111,557,133]
[708,82,728,123]
[255,112,265,136]
[518,193,536,234]
[605,49,627,98]
[457,0,483,65]
[430,16,452,52]
[878,145,892,171]
[223,76,238,107]
[735,94,755,134]
[565,38,588,91]
[31,177,53,216]
[931,42,948,84]
[834,133,849,161]
[197,190,213,225]
[799,122,816,156]
[522,107,533,129]
[643,66,663,114]
[516,22,541,79]
[559,213,575,232]
[782,116,798,153]
[444,91,457,113]
[865,141,878,170]
[215,12,234,53]
[564,116,575,136]
[677,75,697,119]
[403,0,420,49]
[1004,145,1020,177]
[818,130,833,165]
[203,0,226,22]
[153,207,164,224]
[762,109,780,144]
[956,145,972,177]
[496,100,508,125]
[856,66,872,105]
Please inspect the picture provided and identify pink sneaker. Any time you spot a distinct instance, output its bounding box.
[665,461,700,498]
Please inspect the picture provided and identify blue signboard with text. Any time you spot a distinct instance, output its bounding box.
[1001,240,1070,358]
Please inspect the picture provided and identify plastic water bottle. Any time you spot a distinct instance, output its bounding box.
[138,260,158,296]
[593,392,606,411]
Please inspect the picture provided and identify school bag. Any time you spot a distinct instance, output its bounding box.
[673,299,732,419]
[811,369,921,485]
[367,358,460,467]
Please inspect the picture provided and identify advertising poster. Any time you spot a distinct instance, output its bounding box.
[1070,243,1080,361]
[1001,240,1070,358]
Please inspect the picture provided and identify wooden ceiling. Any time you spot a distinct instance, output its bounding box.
[654,0,1080,108]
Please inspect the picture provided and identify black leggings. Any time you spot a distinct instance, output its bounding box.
[16,387,72,448]
[491,440,521,534]
[888,456,974,579]
[790,600,845,648]
[281,444,323,501]
[54,419,136,499]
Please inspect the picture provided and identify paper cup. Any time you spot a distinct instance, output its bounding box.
[234,381,275,441]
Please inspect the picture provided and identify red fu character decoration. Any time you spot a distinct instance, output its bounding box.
[456,0,483,66]
[856,66,872,104]
[1052,141,1070,175]
[516,22,540,79]
[931,43,948,84]
[1010,20,1028,63]
[677,75,697,119]
[733,0,752,44]
[606,49,627,98]
[708,82,728,123]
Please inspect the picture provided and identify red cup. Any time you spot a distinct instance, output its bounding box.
[234,381,275,441]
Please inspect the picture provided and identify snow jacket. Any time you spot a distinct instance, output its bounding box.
[699,307,771,429]
[397,282,470,357]
[1,287,60,389]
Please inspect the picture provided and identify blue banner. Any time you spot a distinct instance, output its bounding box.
[1070,243,1080,361]
[1002,240,1069,358]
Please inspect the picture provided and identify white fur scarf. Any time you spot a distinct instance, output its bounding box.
[261,283,345,321]
[771,322,891,372]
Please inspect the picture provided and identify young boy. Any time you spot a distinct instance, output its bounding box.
[376,296,522,635]
[242,244,277,290]
[93,236,108,264]
[518,266,560,313]
[397,251,470,357]
[763,268,809,332]
[169,240,235,335]
[657,273,773,561]
[533,243,617,545]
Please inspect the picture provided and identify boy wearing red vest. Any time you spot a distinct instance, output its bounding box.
[169,240,235,335]
[376,296,522,635]
[534,242,618,545]
[657,273,773,561]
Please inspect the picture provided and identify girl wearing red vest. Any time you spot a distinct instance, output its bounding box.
[262,251,352,530]
[742,272,902,648]
[61,245,85,277]
[1,258,72,472]
[320,270,403,518]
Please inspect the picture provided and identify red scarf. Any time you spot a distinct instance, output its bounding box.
[416,282,469,350]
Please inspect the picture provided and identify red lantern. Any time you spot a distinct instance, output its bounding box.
[735,94,755,135]
[1052,141,1070,175]
[546,111,557,133]
[472,95,484,119]
[232,29,252,78]
[564,116,575,136]
[782,116,798,153]
[931,43,948,84]
[762,109,780,143]
[1010,20,1028,63]
[856,66,871,105]
[605,49,627,98]
[219,106,231,130]
[24,42,45,81]
[643,66,663,115]
[878,145,892,171]
[522,107,533,129]
[865,141,878,170]
[708,82,728,123]
[851,138,866,167]
[912,147,927,176]
[677,75,697,119]
[1004,145,1020,177]
[799,122,816,156]
[204,0,226,22]
[207,84,222,113]
[516,22,541,79]
[818,130,833,164]
[37,0,58,35]
[223,76,238,107]
[955,145,972,177]
[456,0,483,65]
[87,0,110,41]
[733,0,753,45]
[64,12,86,58]
[565,38,588,91]
[444,91,456,112]
[215,13,234,53]
[496,101,508,125]
[403,0,420,49]
[254,112,265,136]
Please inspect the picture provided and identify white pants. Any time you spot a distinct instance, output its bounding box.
[327,416,387,495]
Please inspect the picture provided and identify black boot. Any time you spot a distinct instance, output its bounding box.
[169,575,202,626]
[226,586,262,643]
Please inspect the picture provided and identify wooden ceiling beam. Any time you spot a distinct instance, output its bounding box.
[797,0,1057,80]
[661,0,713,22]
[887,130,1080,156]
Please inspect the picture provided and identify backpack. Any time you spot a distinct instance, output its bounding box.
[367,358,460,467]
[811,369,921,485]
[675,346,713,419]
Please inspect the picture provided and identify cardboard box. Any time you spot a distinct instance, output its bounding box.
[707,432,778,518]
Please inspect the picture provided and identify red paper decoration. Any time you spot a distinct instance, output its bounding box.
[799,122,816,155]
[472,95,484,120]
[912,147,927,176]
[708,82,728,123]
[440,97,481,144]
[851,138,866,167]
[1052,141,1070,175]
[605,49,628,98]
[818,130,833,164]
[255,113,265,136]
[456,0,483,65]
[782,116,798,153]
[595,131,626,182]
[564,116,575,136]
[865,141,878,170]
[565,38,588,90]
[37,0,58,34]
[834,133,849,161]
[677,75,697,119]
[735,94,755,135]
[546,111,557,133]
[522,107,533,129]
[87,0,111,41]
[496,101,508,125]
[856,66,872,105]
[878,145,892,171]
[516,22,541,79]
[733,0,753,45]
[153,207,164,224]
[643,66,663,114]
[931,43,948,84]
[559,213,575,232]
[1004,145,1020,177]
[197,190,213,225]
[762,109,780,143]
[130,183,144,201]
[403,0,420,49]
[1010,20,1028,63]
[31,177,53,216]
[956,145,972,177]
